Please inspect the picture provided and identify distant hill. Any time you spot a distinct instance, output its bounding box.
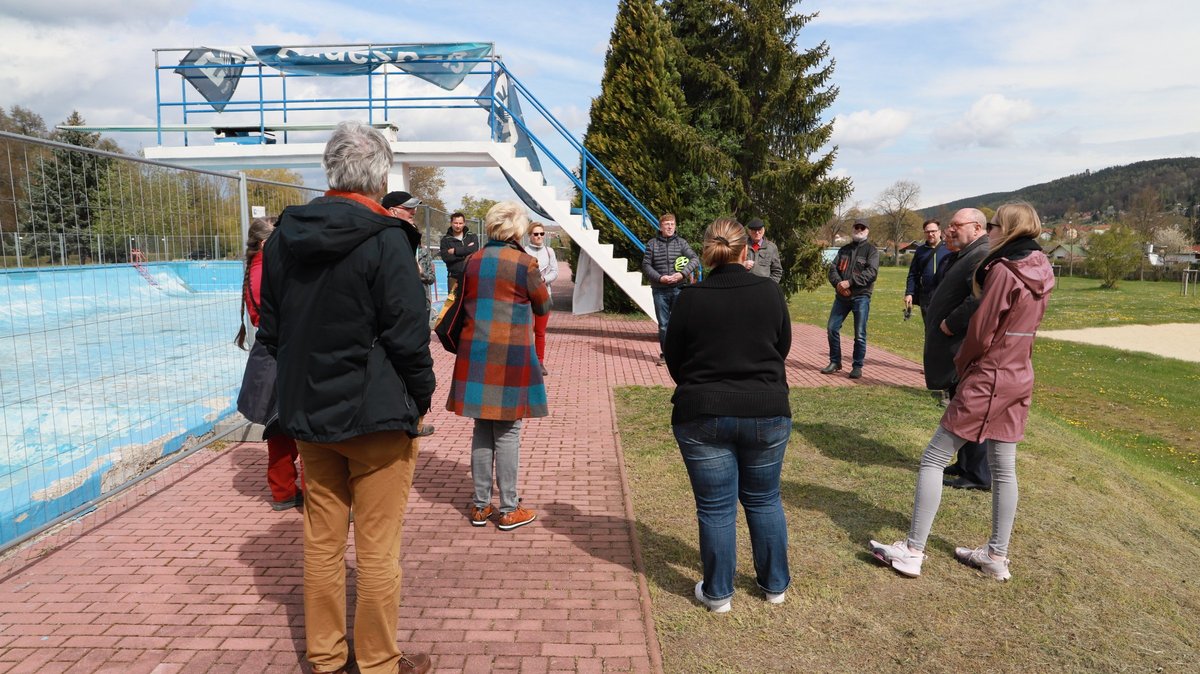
[921,157,1200,220]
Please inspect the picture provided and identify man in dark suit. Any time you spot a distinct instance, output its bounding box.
[923,208,991,490]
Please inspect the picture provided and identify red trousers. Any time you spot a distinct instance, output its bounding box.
[533,311,549,363]
[267,434,304,501]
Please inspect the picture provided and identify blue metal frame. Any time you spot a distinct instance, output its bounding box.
[153,45,659,252]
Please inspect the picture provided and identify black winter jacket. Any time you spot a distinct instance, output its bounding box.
[439,229,480,280]
[922,234,990,391]
[257,196,436,443]
[641,234,699,288]
[827,240,880,297]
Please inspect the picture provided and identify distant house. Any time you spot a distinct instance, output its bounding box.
[897,240,922,254]
[1046,243,1087,260]
[1164,245,1200,265]
[1062,223,1110,240]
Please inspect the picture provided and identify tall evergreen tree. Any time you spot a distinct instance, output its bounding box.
[19,111,121,262]
[581,0,712,311]
[664,0,852,292]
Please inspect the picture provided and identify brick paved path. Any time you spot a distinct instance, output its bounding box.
[0,276,921,673]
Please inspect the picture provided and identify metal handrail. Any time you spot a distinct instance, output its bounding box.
[153,49,659,255]
[495,62,660,233]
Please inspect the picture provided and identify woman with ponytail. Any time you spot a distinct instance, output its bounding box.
[664,218,793,613]
[869,202,1054,581]
[235,216,304,511]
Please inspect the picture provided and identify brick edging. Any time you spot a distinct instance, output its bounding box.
[606,384,666,674]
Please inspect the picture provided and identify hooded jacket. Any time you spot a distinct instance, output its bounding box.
[940,247,1055,443]
[257,194,436,443]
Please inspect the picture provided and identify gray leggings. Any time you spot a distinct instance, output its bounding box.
[472,419,523,513]
[906,424,1019,557]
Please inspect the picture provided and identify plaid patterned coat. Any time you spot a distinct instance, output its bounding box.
[446,240,551,420]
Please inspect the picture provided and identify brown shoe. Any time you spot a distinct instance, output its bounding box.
[496,505,537,531]
[470,504,497,527]
[400,652,432,674]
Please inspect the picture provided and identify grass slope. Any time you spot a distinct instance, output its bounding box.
[788,268,1200,485]
[618,386,1200,673]
[618,269,1199,671]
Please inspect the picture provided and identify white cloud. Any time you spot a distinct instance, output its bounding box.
[831,108,912,151]
[933,94,1035,149]
[0,0,189,26]
[815,0,1005,25]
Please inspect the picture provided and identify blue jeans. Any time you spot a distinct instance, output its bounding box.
[674,415,791,601]
[652,286,682,353]
[827,294,870,368]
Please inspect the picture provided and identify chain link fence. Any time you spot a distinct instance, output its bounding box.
[0,130,322,551]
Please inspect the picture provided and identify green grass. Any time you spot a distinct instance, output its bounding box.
[788,267,1200,486]
[617,385,1200,673]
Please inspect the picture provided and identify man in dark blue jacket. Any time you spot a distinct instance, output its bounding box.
[257,121,434,674]
[904,219,951,328]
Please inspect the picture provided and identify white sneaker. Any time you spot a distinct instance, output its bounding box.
[955,545,1011,581]
[869,539,925,578]
[694,581,732,613]
[764,590,786,604]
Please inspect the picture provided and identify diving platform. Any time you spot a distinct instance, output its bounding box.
[77,43,663,317]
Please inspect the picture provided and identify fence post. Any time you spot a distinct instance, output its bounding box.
[238,172,250,251]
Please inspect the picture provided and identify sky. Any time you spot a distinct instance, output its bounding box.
[1,0,1197,212]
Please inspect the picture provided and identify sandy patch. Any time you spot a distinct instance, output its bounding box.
[1040,323,1200,363]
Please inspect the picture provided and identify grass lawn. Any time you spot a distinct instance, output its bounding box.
[616,267,1200,671]
[617,386,1200,672]
[788,267,1200,485]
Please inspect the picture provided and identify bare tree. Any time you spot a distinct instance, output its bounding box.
[1124,186,1161,238]
[408,166,446,212]
[1124,186,1161,280]
[821,199,859,245]
[876,180,922,265]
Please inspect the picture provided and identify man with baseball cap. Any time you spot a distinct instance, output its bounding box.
[743,217,783,283]
[822,219,879,379]
[383,191,436,439]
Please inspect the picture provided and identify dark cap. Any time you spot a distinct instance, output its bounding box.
[852,220,869,230]
[381,191,421,209]
[746,217,765,230]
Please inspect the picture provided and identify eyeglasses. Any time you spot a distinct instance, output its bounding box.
[531,232,545,237]
[948,221,975,229]
[924,229,939,235]
[986,223,998,232]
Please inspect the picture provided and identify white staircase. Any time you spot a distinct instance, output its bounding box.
[486,143,655,318]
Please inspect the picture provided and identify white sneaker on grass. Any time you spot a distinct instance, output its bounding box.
[955,545,1011,581]
[764,590,786,604]
[868,539,926,578]
[694,581,732,613]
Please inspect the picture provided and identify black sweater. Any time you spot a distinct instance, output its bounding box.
[663,264,792,425]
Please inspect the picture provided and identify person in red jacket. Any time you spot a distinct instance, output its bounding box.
[235,217,304,511]
[869,202,1054,581]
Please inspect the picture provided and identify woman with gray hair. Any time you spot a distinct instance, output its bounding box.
[446,201,551,531]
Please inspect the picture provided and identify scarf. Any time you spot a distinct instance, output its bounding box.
[974,236,1041,290]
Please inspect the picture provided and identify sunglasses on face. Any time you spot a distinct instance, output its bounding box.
[986,223,998,232]
[531,232,545,237]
